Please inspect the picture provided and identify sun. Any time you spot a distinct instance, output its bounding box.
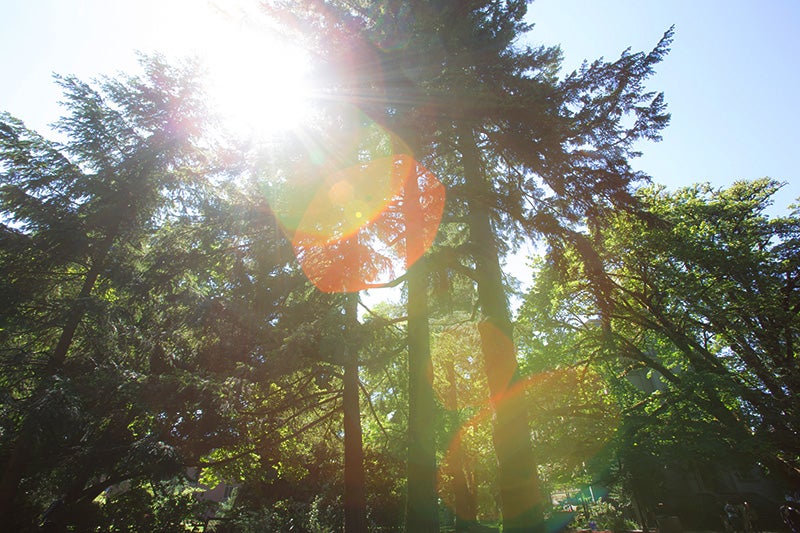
[204,34,314,138]
[150,0,316,138]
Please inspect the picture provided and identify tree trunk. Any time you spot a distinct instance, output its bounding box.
[447,362,477,532]
[343,292,368,533]
[458,121,544,533]
[404,158,439,532]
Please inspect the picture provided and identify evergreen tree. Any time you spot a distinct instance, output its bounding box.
[264,1,671,530]
[0,56,220,526]
[0,56,333,530]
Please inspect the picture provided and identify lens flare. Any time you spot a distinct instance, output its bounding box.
[288,153,444,292]
[437,351,620,522]
[268,115,445,294]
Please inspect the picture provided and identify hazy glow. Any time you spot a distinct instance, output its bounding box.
[205,35,313,136]
[152,0,314,137]
[289,155,445,293]
[438,363,620,520]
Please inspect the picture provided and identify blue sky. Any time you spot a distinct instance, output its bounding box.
[1,0,798,215]
[528,0,800,215]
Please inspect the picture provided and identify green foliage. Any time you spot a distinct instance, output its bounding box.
[0,54,344,530]
[222,494,343,533]
[92,480,214,532]
[518,179,799,526]
[0,4,709,532]
[274,3,673,530]
[568,499,639,533]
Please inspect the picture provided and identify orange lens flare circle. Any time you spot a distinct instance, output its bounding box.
[291,154,444,293]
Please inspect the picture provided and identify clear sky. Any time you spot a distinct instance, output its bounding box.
[527,0,800,215]
[1,0,798,215]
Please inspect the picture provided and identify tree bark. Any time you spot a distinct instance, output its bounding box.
[458,121,545,533]
[404,158,439,532]
[447,362,477,531]
[343,292,368,533]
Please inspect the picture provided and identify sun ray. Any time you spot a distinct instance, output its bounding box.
[147,0,316,139]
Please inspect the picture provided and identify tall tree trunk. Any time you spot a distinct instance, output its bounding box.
[458,122,544,533]
[0,228,118,524]
[343,292,367,533]
[404,158,439,532]
[446,362,477,532]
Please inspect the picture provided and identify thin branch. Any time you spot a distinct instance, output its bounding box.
[358,380,391,442]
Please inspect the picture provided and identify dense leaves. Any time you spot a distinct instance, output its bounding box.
[6,3,792,533]
[0,57,347,531]
[268,2,672,530]
[517,179,799,526]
